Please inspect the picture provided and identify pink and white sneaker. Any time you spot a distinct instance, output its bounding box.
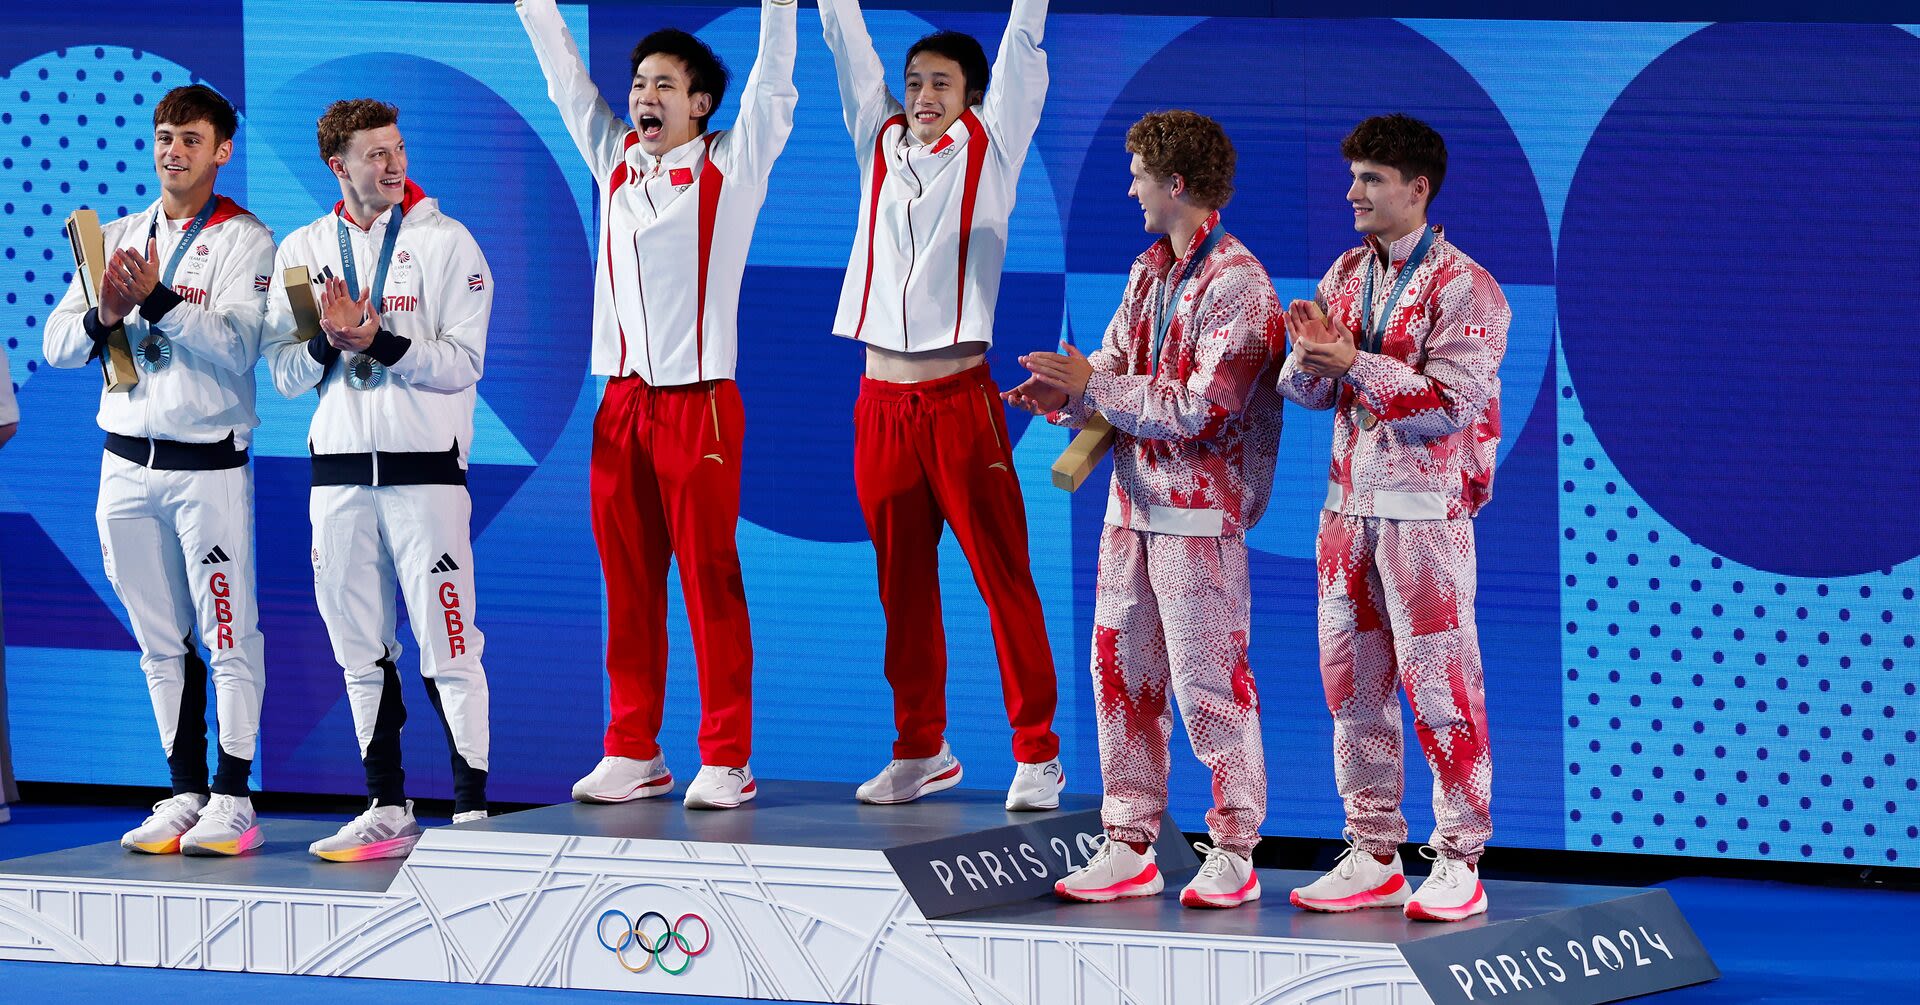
[309,801,422,862]
[1055,838,1163,903]
[1181,842,1261,909]
[855,743,963,805]
[1289,829,1411,913]
[1405,846,1488,922]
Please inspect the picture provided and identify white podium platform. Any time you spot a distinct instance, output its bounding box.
[0,782,1651,1004]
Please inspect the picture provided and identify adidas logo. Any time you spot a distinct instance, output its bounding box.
[199,546,232,566]
[429,553,460,575]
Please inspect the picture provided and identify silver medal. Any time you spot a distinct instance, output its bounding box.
[136,332,173,372]
[346,353,387,390]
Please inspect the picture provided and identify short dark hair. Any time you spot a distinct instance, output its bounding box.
[905,31,990,101]
[630,29,731,131]
[153,84,238,144]
[317,98,400,163]
[1341,114,1448,208]
[1126,110,1236,210]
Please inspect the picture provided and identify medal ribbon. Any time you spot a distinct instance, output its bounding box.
[1359,225,1435,355]
[148,196,219,289]
[1150,214,1225,374]
[336,204,404,309]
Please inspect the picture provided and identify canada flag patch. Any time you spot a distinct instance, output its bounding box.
[669,167,694,187]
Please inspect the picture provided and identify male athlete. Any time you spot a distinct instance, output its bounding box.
[821,0,1063,811]
[518,0,797,811]
[1280,114,1509,922]
[44,84,274,857]
[263,99,495,860]
[1009,112,1282,908]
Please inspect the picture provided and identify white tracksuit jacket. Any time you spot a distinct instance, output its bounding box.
[517,0,797,385]
[821,0,1048,351]
[262,186,493,479]
[45,198,275,446]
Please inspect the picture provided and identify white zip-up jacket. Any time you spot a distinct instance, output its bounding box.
[517,0,797,385]
[262,186,493,480]
[44,197,274,447]
[821,0,1048,352]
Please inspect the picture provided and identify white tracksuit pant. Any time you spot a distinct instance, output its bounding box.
[310,483,490,811]
[97,452,263,796]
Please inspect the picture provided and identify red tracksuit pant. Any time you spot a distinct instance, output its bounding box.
[591,375,752,767]
[854,364,1060,763]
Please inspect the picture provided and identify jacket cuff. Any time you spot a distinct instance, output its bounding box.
[365,329,411,367]
[82,307,114,346]
[306,335,342,366]
[139,285,185,325]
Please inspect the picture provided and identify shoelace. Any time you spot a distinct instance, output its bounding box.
[1330,826,1368,879]
[1419,845,1465,886]
[1082,834,1120,870]
[148,794,201,825]
[199,797,241,828]
[345,805,400,840]
[1192,841,1236,879]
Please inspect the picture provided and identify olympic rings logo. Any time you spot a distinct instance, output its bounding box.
[594,910,711,975]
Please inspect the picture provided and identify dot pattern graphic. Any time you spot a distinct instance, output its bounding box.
[1557,355,1919,864]
[0,46,203,394]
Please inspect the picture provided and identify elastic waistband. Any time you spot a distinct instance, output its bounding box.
[608,374,734,395]
[859,362,994,401]
[312,445,466,487]
[105,432,248,471]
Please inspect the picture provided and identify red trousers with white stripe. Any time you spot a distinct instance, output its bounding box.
[854,364,1060,763]
[591,375,753,768]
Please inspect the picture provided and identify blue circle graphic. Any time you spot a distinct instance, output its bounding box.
[1558,23,1920,577]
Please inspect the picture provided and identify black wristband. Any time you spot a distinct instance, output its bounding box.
[365,329,411,367]
[306,335,342,366]
[139,285,185,325]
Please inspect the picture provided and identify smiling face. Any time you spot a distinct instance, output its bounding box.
[330,124,408,218]
[152,119,231,200]
[903,51,978,145]
[1346,159,1429,243]
[629,53,711,156]
[1127,152,1182,237]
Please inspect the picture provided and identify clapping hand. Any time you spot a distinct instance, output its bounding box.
[317,276,381,353]
[1287,299,1357,378]
[98,237,161,326]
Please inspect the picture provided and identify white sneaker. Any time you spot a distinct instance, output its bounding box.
[856,743,962,805]
[451,810,489,825]
[121,792,207,854]
[572,754,673,803]
[1054,837,1163,903]
[180,794,263,857]
[1004,758,1064,811]
[684,765,757,810]
[1288,828,1411,913]
[1181,842,1261,909]
[309,801,423,862]
[1405,846,1488,922]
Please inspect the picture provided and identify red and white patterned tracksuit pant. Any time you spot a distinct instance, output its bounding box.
[1092,526,1266,853]
[1316,511,1493,863]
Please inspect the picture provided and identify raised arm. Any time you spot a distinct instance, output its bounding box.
[819,0,903,147]
[516,0,632,179]
[716,0,800,179]
[980,0,1049,165]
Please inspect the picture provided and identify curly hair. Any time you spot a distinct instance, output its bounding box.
[1125,111,1235,210]
[1341,114,1448,207]
[316,98,400,163]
